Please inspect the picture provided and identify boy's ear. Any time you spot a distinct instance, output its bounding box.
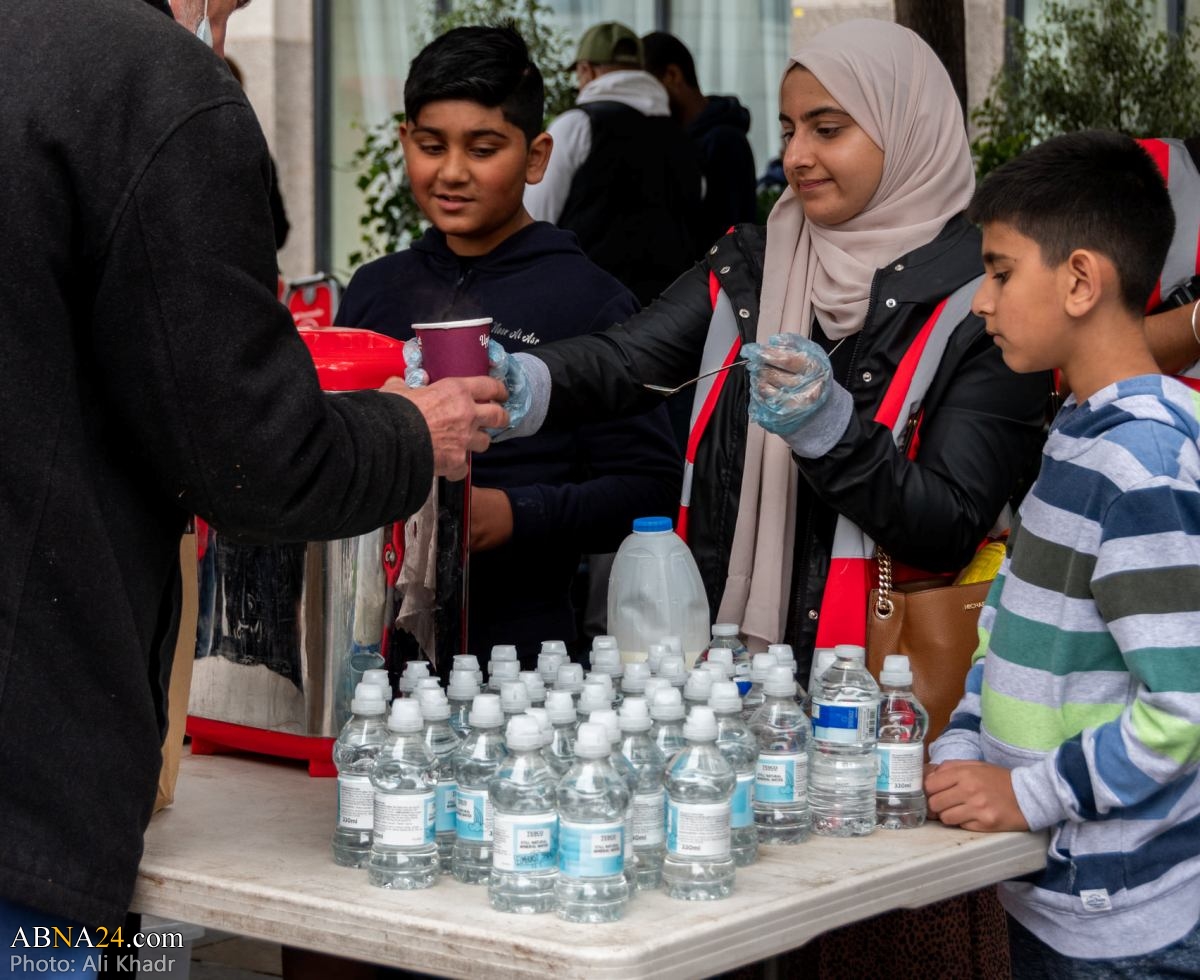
[524,132,553,186]
[1062,248,1106,320]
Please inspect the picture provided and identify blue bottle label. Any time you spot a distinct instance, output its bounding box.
[666,800,731,859]
[455,788,492,842]
[435,781,458,833]
[492,811,558,872]
[373,791,435,847]
[558,819,624,878]
[732,773,755,828]
[812,699,878,744]
[755,753,806,804]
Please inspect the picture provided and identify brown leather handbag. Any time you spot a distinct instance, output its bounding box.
[866,548,992,746]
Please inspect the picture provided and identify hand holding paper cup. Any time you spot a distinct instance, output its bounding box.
[411,317,492,382]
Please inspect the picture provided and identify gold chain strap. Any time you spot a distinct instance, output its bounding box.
[874,547,894,619]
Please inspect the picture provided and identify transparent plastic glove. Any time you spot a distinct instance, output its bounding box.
[486,341,531,437]
[402,337,510,389]
[744,334,832,436]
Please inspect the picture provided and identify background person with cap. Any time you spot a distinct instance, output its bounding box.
[524,20,702,306]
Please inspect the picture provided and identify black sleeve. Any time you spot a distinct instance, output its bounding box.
[800,324,1050,572]
[91,102,433,542]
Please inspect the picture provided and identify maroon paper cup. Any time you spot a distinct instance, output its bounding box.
[411,317,492,382]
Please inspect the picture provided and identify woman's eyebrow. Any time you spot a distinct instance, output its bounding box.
[800,106,850,122]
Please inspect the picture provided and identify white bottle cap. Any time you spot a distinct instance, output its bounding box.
[683,705,718,741]
[763,665,797,698]
[540,640,569,656]
[403,660,432,678]
[650,687,685,721]
[519,671,546,702]
[469,693,503,728]
[684,668,715,702]
[490,660,521,684]
[505,714,543,750]
[574,722,609,758]
[708,681,742,712]
[524,707,552,746]
[750,653,778,683]
[592,635,618,653]
[361,669,392,701]
[701,660,732,680]
[584,672,614,694]
[622,662,650,693]
[767,643,796,666]
[659,635,684,657]
[812,649,838,683]
[537,650,566,683]
[555,663,584,693]
[490,644,519,663]
[646,642,668,673]
[578,681,612,715]
[590,648,623,676]
[545,690,578,724]
[453,654,480,674]
[500,680,531,714]
[706,648,734,670]
[447,671,480,698]
[643,676,670,702]
[880,654,913,686]
[588,708,621,745]
[657,656,687,687]
[415,677,442,694]
[417,689,450,721]
[834,644,867,664]
[712,623,741,638]
[351,682,386,715]
[387,699,423,732]
[619,697,652,732]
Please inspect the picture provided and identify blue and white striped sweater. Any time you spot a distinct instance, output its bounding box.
[932,374,1200,959]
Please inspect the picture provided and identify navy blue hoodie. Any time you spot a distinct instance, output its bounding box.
[338,222,682,662]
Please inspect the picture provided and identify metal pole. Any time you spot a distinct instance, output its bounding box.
[312,0,332,274]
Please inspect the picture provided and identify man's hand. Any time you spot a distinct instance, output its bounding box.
[925,760,1029,832]
[470,486,514,552]
[382,376,508,481]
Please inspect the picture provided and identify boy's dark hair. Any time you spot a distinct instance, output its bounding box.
[404,24,543,144]
[968,130,1174,315]
[642,32,698,89]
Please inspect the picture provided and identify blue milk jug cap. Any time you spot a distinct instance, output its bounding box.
[632,516,673,533]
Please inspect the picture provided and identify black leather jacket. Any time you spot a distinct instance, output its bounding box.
[535,217,1051,674]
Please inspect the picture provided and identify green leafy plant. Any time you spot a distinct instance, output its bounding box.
[348,0,575,266]
[970,0,1200,177]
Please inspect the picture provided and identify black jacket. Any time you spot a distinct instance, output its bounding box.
[533,218,1051,677]
[0,0,434,927]
[688,95,759,247]
[338,223,682,663]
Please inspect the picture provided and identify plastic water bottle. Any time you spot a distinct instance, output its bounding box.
[657,656,688,690]
[331,683,389,867]
[650,687,687,758]
[488,716,559,913]
[500,680,532,722]
[361,668,394,704]
[417,690,461,874]
[807,648,836,702]
[451,693,507,883]
[489,658,521,694]
[708,682,757,867]
[446,670,479,740]
[684,668,715,711]
[707,624,751,694]
[537,648,566,686]
[590,650,624,707]
[618,698,667,889]
[554,663,585,705]
[556,722,630,922]
[662,706,736,900]
[607,517,709,662]
[544,690,577,778]
[367,700,438,888]
[749,665,811,844]
[576,680,612,721]
[809,645,879,837]
[453,654,483,687]
[741,653,777,722]
[519,671,546,709]
[622,661,650,700]
[876,655,929,830]
[590,709,641,892]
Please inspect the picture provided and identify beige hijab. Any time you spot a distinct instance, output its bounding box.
[717,19,975,648]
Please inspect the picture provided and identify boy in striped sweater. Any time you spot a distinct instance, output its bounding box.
[926,130,1200,974]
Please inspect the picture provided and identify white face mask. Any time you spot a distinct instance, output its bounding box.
[194,0,212,47]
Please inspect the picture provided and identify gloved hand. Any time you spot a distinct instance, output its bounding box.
[744,334,832,436]
[402,338,531,437]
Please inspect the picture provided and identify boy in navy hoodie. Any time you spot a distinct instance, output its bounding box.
[337,25,681,668]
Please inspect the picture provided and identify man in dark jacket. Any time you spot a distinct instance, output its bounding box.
[0,0,505,946]
[643,31,758,249]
